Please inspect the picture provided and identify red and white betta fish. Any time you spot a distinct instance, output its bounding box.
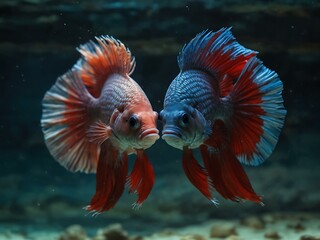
[41,36,159,213]
[159,28,286,205]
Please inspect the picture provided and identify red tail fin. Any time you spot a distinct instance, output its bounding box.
[41,70,100,173]
[227,57,286,166]
[86,140,128,213]
[127,150,155,208]
[203,120,262,204]
[182,147,215,203]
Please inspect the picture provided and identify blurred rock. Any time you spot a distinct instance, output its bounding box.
[241,216,265,229]
[287,222,305,231]
[59,225,88,240]
[210,223,237,238]
[155,229,177,237]
[95,223,129,240]
[92,235,106,240]
[264,231,282,239]
[226,236,241,240]
[300,236,320,240]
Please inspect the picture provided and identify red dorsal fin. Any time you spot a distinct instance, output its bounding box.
[86,140,128,213]
[74,36,136,98]
[178,28,257,97]
[203,120,262,204]
[182,147,217,205]
[41,70,100,173]
[127,150,155,208]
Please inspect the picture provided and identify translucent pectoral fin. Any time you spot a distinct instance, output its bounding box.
[87,120,112,145]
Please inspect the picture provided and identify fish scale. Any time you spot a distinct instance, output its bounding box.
[165,69,219,120]
[98,74,149,122]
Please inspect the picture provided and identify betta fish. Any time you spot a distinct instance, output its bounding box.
[159,28,286,205]
[41,36,159,213]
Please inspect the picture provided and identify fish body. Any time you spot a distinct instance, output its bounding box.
[162,69,222,149]
[41,36,159,213]
[96,73,158,152]
[160,28,286,204]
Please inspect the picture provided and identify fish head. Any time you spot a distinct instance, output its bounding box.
[110,105,159,151]
[159,103,211,150]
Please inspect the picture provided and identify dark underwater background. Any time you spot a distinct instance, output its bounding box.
[0,0,319,239]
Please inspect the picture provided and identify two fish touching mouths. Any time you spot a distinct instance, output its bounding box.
[41,28,286,214]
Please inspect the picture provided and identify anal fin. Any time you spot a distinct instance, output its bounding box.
[86,140,128,213]
[202,120,262,204]
[182,147,215,204]
[201,145,262,203]
[127,150,155,208]
[200,145,235,201]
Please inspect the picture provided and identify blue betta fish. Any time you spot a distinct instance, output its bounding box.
[159,28,286,204]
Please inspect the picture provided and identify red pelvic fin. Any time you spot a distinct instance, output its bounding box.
[203,120,262,204]
[41,70,100,173]
[74,36,136,98]
[86,140,128,213]
[182,147,214,202]
[127,150,155,207]
[178,28,257,97]
[227,57,286,166]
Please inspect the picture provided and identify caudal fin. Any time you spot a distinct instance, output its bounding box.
[227,57,286,166]
[178,28,256,97]
[74,36,136,97]
[41,70,100,173]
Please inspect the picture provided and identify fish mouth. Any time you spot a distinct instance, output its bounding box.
[162,129,184,150]
[139,128,159,140]
[162,130,182,139]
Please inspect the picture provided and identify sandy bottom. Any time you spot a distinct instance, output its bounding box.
[0,212,319,240]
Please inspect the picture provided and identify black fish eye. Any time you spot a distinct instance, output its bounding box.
[180,113,189,126]
[128,115,139,129]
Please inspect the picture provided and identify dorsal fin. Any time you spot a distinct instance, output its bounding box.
[178,28,257,97]
[74,36,136,98]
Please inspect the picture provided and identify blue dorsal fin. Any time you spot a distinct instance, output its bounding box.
[178,28,257,96]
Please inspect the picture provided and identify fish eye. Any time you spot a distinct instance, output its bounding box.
[128,115,140,129]
[180,113,189,126]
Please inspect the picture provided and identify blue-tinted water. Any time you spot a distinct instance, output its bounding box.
[0,1,319,239]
